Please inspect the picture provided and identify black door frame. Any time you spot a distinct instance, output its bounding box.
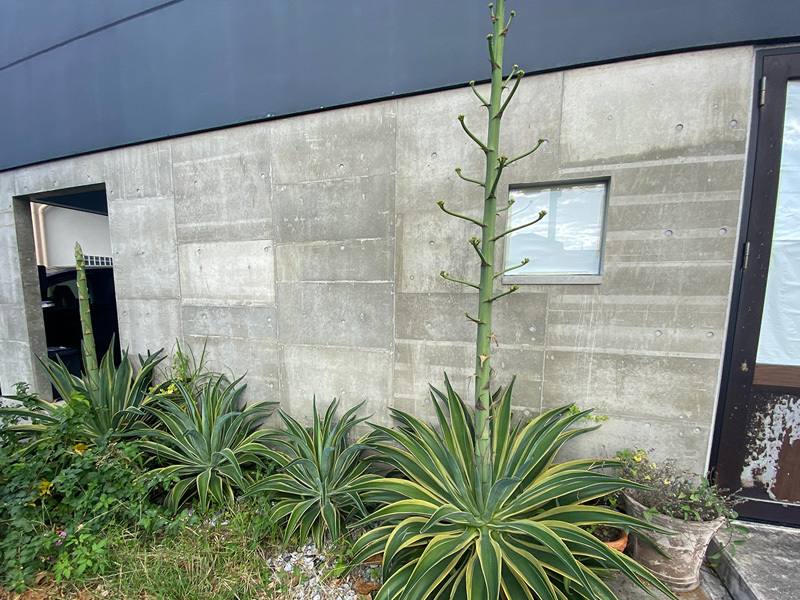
[711,46,800,525]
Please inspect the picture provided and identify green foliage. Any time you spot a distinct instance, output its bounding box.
[348,377,678,600]
[616,449,740,523]
[0,395,173,591]
[247,398,378,549]
[156,338,214,402]
[136,373,277,512]
[0,346,165,449]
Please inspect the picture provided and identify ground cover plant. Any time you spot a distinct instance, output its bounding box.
[0,383,175,592]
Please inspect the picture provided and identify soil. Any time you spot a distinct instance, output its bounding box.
[593,525,625,543]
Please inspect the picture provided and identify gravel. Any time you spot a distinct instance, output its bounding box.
[263,542,382,600]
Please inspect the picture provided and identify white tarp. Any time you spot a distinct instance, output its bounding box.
[757,82,800,367]
[505,183,605,275]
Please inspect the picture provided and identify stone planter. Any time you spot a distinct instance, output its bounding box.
[623,494,725,592]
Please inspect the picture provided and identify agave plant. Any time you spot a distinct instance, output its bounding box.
[347,377,678,600]
[246,398,379,549]
[136,374,276,511]
[0,344,164,449]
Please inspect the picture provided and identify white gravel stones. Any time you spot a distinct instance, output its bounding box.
[264,542,382,600]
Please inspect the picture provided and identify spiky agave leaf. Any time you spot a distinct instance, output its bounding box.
[0,344,164,450]
[245,397,380,549]
[347,376,678,600]
[137,374,277,511]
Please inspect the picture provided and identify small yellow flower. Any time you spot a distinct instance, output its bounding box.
[38,479,53,496]
[663,478,670,485]
[73,442,90,456]
[633,455,642,462]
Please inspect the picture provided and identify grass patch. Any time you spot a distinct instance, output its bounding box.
[93,525,278,600]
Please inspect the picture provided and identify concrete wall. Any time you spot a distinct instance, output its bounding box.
[0,46,754,471]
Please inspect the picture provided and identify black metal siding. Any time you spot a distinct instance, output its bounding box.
[2,0,800,171]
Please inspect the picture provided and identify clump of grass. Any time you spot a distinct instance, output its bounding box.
[102,501,279,599]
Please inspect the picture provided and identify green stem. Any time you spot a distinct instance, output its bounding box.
[473,0,508,492]
[75,242,99,389]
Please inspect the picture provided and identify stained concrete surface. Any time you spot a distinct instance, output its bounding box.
[608,566,732,600]
[711,522,800,600]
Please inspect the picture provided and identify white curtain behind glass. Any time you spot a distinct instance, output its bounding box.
[757,82,800,366]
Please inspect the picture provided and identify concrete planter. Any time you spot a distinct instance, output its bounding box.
[623,494,725,592]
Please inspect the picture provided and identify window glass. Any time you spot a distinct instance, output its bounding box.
[504,182,607,278]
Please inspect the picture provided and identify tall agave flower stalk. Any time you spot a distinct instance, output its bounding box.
[75,242,99,388]
[438,0,545,491]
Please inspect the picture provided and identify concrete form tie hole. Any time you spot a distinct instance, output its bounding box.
[675,124,684,132]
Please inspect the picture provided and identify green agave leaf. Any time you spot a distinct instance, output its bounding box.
[402,529,477,600]
[499,520,591,591]
[496,535,559,600]
[376,560,417,600]
[476,531,502,600]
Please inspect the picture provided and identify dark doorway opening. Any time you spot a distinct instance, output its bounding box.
[28,184,120,379]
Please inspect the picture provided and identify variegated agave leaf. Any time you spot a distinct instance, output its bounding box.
[347,375,678,600]
[246,397,379,549]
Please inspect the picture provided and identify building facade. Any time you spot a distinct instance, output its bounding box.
[2,1,799,524]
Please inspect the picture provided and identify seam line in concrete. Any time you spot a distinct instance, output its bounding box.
[559,154,745,173]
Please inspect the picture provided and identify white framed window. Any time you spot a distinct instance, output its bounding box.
[503,180,608,284]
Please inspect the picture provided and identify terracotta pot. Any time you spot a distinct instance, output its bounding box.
[603,528,628,553]
[623,494,724,592]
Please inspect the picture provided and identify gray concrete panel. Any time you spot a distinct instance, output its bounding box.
[395,292,548,347]
[276,282,393,349]
[14,154,112,198]
[547,294,728,332]
[0,341,43,398]
[114,142,173,200]
[275,238,394,283]
[0,303,29,343]
[116,298,182,359]
[184,334,280,406]
[280,344,392,425]
[601,262,733,297]
[561,48,753,167]
[178,240,275,305]
[607,199,741,233]
[554,414,709,473]
[270,103,396,184]
[181,304,276,341]
[274,175,394,244]
[108,196,179,299]
[609,160,748,196]
[0,221,23,305]
[393,340,474,411]
[605,233,738,264]
[0,173,14,212]
[542,350,720,423]
[172,126,272,243]
[396,210,481,294]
